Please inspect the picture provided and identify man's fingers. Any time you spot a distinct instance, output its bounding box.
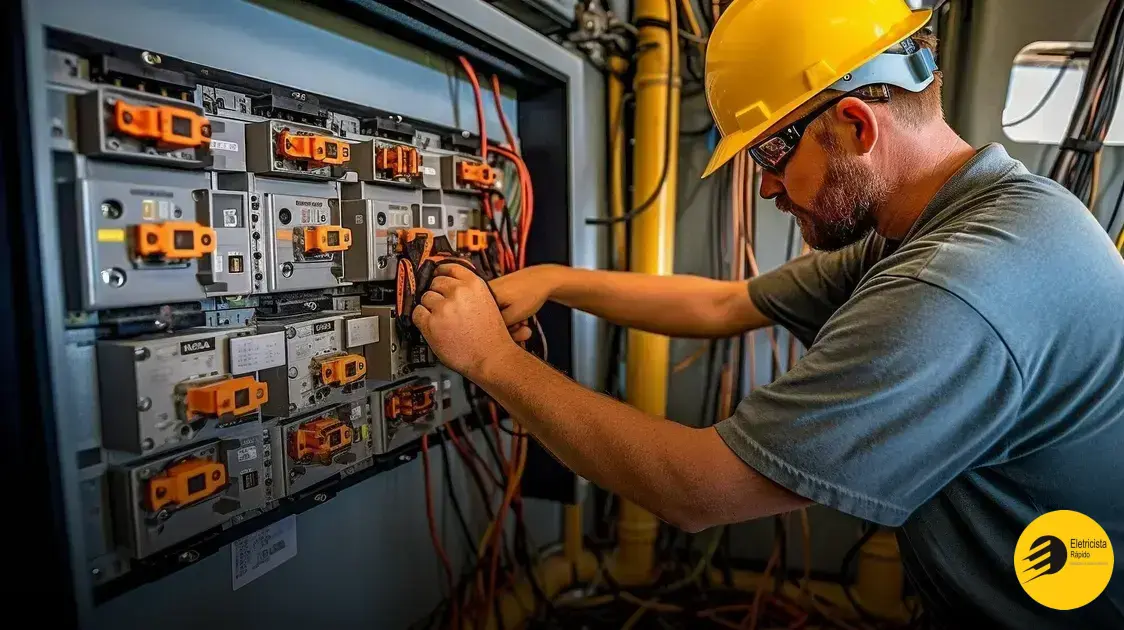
[420,290,444,311]
[435,263,475,282]
[427,276,458,297]
[411,304,432,333]
[511,325,532,343]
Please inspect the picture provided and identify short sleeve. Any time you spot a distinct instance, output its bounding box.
[717,274,1024,526]
[749,236,878,347]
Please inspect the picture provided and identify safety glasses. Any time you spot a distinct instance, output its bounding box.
[748,90,888,175]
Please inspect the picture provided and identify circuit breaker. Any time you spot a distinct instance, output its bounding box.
[372,374,442,454]
[96,328,268,456]
[266,398,374,498]
[109,424,268,558]
[58,159,253,309]
[255,314,372,418]
[340,182,420,283]
[360,305,435,382]
[218,173,349,293]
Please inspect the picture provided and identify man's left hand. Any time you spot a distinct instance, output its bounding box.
[412,264,519,380]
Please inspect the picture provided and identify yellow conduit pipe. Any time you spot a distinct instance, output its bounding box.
[613,0,680,587]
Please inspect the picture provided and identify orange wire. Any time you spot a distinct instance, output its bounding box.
[421,434,459,629]
[457,56,488,160]
[490,74,520,157]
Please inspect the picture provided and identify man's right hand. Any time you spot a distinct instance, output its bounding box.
[489,265,560,343]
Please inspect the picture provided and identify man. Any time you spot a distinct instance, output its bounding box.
[413,0,1124,626]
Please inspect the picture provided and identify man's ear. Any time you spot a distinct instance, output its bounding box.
[833,97,879,155]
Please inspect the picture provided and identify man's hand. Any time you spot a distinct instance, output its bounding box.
[489,265,560,343]
[413,264,520,380]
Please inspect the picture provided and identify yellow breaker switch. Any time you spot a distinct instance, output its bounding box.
[317,353,367,387]
[134,222,216,260]
[113,100,211,148]
[456,161,496,188]
[289,416,353,465]
[277,130,351,166]
[146,458,227,513]
[376,145,420,178]
[184,376,268,420]
[457,229,488,252]
[303,225,352,254]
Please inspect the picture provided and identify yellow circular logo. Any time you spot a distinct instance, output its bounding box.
[1015,510,1114,610]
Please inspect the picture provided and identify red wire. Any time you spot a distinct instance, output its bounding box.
[458,56,488,160]
[490,74,520,157]
[421,434,459,629]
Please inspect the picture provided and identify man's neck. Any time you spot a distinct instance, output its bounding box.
[875,124,977,240]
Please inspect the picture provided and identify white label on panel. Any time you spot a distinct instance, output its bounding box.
[231,515,297,590]
[229,332,287,373]
[345,316,379,347]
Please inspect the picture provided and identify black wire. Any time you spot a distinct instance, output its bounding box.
[1107,173,1124,239]
[586,20,677,226]
[1001,58,1073,128]
[439,430,479,559]
[841,523,881,621]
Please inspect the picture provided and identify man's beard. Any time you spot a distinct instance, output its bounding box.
[775,153,886,251]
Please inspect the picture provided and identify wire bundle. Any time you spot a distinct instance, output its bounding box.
[1048,0,1124,210]
[413,54,544,630]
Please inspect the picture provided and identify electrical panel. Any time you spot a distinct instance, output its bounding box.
[45,28,511,596]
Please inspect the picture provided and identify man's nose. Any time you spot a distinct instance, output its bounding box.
[759,168,784,199]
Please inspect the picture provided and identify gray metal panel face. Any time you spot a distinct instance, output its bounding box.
[340,187,418,282]
[64,328,102,453]
[194,189,252,295]
[272,399,374,497]
[370,373,443,454]
[97,328,263,456]
[68,160,215,309]
[76,87,209,168]
[253,191,346,293]
[257,315,368,418]
[111,427,269,558]
[206,117,247,172]
[361,305,431,383]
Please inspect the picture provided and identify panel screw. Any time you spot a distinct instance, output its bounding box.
[377,257,388,269]
[141,51,162,65]
[281,262,294,278]
[137,397,152,411]
[101,267,127,288]
[288,367,298,378]
[134,347,150,361]
[286,327,297,339]
[101,200,123,219]
[141,438,155,451]
[461,130,470,138]
[91,568,101,577]
[107,138,121,150]
[138,467,153,479]
[274,160,284,169]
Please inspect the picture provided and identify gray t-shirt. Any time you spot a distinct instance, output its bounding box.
[716,144,1124,628]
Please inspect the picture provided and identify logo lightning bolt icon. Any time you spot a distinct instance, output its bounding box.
[1022,535,1067,583]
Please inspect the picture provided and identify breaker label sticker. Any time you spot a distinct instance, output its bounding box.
[230,332,286,373]
[210,139,240,152]
[223,208,240,227]
[422,166,437,176]
[179,337,216,355]
[313,321,336,334]
[354,214,364,225]
[232,515,297,590]
[236,445,258,462]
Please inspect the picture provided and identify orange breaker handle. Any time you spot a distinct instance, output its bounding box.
[318,353,367,386]
[184,376,268,420]
[113,101,211,148]
[146,458,226,513]
[376,145,420,178]
[277,130,351,166]
[457,161,496,188]
[303,225,352,254]
[457,229,488,252]
[134,221,216,259]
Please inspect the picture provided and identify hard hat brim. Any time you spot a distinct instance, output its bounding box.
[700,8,933,179]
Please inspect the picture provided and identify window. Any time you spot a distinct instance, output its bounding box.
[1002,41,1124,145]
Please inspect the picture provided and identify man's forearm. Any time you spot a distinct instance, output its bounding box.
[474,345,806,531]
[545,267,771,338]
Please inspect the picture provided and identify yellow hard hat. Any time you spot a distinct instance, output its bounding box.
[702,0,933,178]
